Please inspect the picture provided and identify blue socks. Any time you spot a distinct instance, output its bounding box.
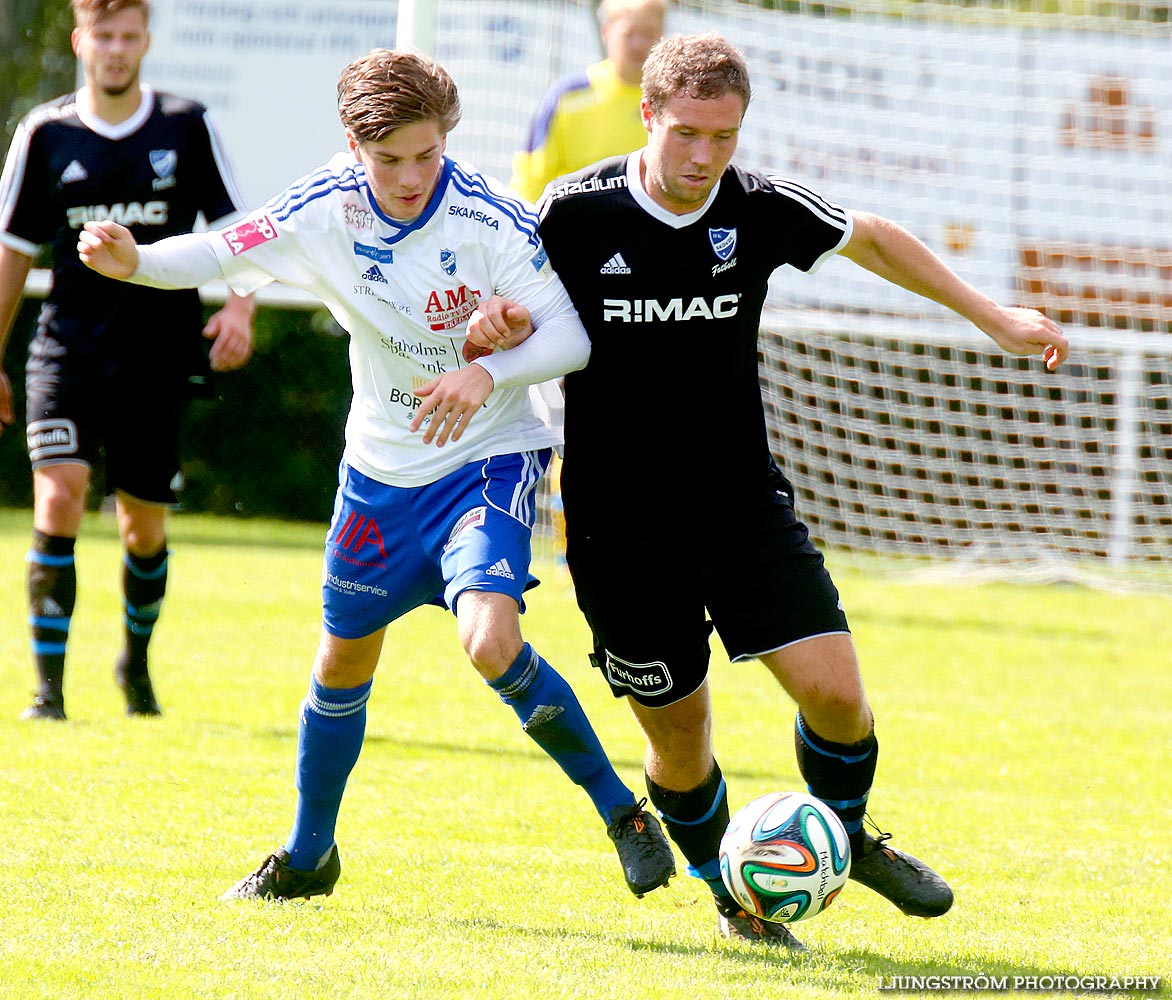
[285,644,629,869]
[285,675,372,870]
[489,643,633,823]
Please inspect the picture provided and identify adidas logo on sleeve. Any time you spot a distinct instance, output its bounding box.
[600,253,632,275]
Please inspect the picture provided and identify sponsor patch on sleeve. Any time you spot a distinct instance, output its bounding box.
[222,214,278,256]
[530,244,551,276]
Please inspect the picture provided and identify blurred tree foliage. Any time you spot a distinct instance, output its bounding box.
[1,0,76,151]
[0,300,352,522]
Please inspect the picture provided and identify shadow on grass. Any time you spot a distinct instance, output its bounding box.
[253,728,811,785]
[445,913,1148,991]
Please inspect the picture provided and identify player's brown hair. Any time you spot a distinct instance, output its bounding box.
[71,0,151,28]
[337,49,462,143]
[641,32,751,118]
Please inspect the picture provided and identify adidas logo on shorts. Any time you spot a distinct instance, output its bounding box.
[485,558,515,580]
[600,253,632,275]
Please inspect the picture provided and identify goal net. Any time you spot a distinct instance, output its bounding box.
[426,0,1172,582]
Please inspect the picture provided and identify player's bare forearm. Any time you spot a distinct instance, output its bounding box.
[77,220,140,279]
[841,211,1069,369]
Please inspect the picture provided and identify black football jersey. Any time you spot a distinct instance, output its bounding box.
[0,88,245,375]
[537,152,850,533]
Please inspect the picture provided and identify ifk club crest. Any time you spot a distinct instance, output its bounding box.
[708,227,736,261]
[440,248,457,275]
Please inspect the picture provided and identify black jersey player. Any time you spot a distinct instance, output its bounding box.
[0,0,254,721]
[536,32,1069,950]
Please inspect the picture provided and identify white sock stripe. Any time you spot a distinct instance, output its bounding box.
[304,687,371,718]
[496,645,538,700]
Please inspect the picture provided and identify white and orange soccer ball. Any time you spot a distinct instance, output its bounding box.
[719,791,851,923]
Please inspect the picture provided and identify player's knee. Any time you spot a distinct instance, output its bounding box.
[455,590,523,679]
[35,474,86,515]
[800,688,872,743]
[460,626,522,679]
[122,527,166,558]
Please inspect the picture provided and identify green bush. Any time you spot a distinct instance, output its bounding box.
[0,300,351,522]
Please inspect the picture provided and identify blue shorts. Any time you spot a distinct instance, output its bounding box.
[321,450,550,639]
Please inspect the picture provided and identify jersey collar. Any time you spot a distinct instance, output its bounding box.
[74,85,155,140]
[365,156,455,244]
[625,149,722,229]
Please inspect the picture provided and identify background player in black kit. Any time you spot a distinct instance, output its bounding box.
[0,0,254,721]
[536,32,1069,950]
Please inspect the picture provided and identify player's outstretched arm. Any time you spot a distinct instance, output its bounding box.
[80,224,222,290]
[77,220,140,279]
[840,211,1069,371]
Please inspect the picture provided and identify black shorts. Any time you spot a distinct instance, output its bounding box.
[25,340,185,506]
[565,493,850,709]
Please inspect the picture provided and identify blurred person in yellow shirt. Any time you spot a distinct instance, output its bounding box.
[510,0,667,203]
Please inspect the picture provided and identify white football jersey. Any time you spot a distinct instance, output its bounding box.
[210,153,570,487]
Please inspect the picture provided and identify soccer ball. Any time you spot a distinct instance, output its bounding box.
[719,791,851,923]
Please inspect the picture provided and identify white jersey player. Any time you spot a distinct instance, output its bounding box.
[79,48,677,905]
[138,149,577,486]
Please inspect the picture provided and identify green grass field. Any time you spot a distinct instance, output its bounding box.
[0,509,1168,1000]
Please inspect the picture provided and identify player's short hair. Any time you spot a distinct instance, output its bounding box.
[71,0,151,28]
[641,32,751,118]
[599,0,669,26]
[337,49,462,143]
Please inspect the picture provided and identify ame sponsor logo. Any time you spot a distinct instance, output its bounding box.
[425,284,481,331]
[602,294,740,323]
